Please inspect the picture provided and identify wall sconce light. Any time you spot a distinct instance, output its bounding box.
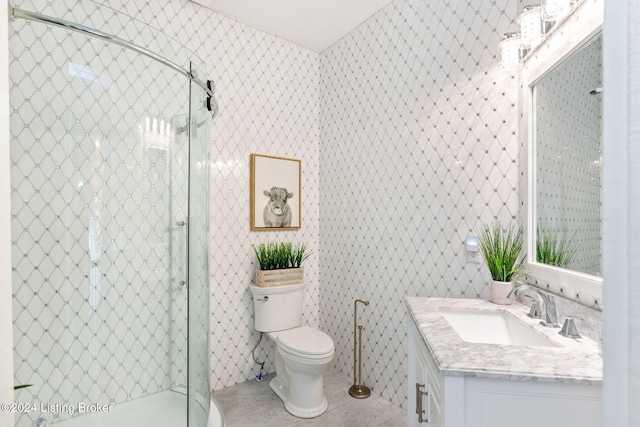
[541,0,573,24]
[518,6,543,51]
[498,1,580,68]
[498,33,522,69]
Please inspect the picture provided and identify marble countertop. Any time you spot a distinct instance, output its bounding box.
[405,297,603,385]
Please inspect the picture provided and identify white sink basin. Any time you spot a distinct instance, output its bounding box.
[439,308,561,348]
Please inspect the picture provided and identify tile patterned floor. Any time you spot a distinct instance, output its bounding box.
[212,368,407,427]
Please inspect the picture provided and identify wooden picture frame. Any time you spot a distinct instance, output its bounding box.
[250,154,301,230]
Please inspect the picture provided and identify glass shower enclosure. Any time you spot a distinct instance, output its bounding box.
[8,2,217,426]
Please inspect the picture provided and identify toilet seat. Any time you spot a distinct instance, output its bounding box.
[271,326,334,358]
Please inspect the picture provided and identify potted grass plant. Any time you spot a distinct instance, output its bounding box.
[476,222,526,305]
[536,226,578,269]
[253,242,311,287]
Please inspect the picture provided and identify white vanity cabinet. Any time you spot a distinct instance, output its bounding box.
[408,316,459,427]
[407,315,602,427]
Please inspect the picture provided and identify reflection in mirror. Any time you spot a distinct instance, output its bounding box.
[533,33,602,277]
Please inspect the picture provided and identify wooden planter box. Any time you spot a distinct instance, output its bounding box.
[255,268,304,287]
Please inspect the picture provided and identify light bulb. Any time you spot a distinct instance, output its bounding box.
[518,6,543,50]
[541,0,572,22]
[498,33,521,69]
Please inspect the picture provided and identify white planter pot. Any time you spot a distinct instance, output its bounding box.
[490,280,514,305]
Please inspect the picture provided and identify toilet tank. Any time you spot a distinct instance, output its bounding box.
[249,282,306,332]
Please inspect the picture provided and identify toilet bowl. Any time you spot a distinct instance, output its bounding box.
[249,284,335,418]
[267,326,334,418]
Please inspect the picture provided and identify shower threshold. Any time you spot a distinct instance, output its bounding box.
[48,390,223,427]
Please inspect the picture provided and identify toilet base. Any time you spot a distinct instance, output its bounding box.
[269,375,328,419]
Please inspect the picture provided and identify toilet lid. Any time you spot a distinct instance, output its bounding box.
[276,326,334,356]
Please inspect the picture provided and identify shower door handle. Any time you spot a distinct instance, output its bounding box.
[175,220,186,227]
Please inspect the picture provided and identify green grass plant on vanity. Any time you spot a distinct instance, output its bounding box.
[253,243,311,287]
[476,222,526,305]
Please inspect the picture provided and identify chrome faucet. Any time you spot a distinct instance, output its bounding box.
[34,418,48,427]
[507,285,560,328]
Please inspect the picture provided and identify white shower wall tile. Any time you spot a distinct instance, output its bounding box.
[319,0,519,407]
[9,13,190,424]
[90,0,321,391]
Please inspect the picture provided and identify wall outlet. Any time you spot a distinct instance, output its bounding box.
[466,251,481,264]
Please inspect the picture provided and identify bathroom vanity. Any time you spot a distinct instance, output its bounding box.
[406,297,602,427]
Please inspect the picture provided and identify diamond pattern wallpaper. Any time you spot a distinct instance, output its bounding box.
[9,0,524,417]
[319,0,519,406]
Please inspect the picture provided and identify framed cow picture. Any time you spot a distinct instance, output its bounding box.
[250,154,302,230]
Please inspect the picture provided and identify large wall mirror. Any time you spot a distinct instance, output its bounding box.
[535,34,602,277]
[520,0,603,305]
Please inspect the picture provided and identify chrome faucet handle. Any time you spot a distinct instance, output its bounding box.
[522,295,542,319]
[559,316,583,339]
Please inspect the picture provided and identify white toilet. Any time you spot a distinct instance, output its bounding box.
[249,282,335,418]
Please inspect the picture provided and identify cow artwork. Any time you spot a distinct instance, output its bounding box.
[263,187,293,227]
[250,154,301,230]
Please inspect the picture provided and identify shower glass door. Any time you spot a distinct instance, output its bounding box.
[170,114,189,394]
[9,3,214,426]
[187,61,211,426]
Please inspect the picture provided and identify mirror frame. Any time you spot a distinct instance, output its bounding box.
[519,0,604,305]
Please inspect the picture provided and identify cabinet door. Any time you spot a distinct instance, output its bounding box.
[415,342,442,427]
[411,345,429,426]
[409,318,429,427]
[409,322,443,426]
